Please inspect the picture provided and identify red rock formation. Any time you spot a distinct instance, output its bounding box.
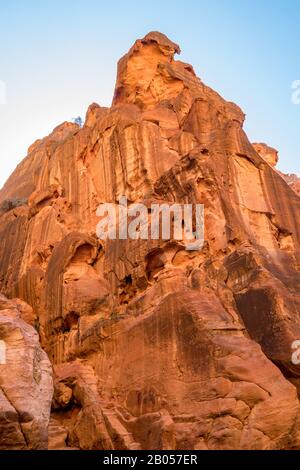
[0,295,53,449]
[1,31,300,450]
[283,173,300,197]
[252,143,279,167]
[253,142,300,197]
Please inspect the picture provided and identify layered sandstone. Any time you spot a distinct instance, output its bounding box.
[1,31,300,450]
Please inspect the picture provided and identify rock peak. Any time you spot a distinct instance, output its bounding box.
[112,32,184,107]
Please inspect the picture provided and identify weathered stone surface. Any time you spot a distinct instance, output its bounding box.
[0,32,300,450]
[48,418,69,450]
[283,173,300,197]
[253,143,279,167]
[0,295,53,449]
[253,142,300,197]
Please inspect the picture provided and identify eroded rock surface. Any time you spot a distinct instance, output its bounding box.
[252,143,278,167]
[0,295,53,449]
[1,32,300,450]
[283,173,300,197]
[253,142,300,197]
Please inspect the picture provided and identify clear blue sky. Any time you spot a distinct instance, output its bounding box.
[0,0,299,189]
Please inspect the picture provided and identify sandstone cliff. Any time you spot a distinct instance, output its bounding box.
[1,32,300,450]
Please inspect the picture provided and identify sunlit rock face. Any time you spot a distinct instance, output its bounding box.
[283,173,300,197]
[1,31,300,450]
[0,295,53,449]
[252,143,279,167]
[253,142,300,196]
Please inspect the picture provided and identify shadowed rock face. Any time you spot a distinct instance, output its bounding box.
[1,32,300,450]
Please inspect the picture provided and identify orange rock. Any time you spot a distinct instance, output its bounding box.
[0,32,300,450]
[283,173,300,197]
[0,295,53,449]
[253,142,300,196]
[253,142,279,167]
